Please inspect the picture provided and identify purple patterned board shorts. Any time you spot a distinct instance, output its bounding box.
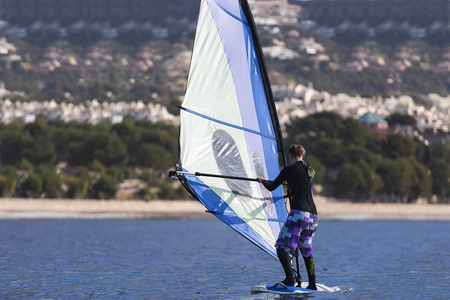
[275,209,318,257]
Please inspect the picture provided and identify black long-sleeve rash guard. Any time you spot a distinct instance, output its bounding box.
[261,161,317,215]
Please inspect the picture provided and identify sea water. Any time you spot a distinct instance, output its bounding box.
[0,219,449,299]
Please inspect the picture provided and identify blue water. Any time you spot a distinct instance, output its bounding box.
[1,219,449,299]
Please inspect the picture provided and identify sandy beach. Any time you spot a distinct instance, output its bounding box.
[0,196,449,220]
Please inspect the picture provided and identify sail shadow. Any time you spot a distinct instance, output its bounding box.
[212,129,252,202]
[252,151,273,211]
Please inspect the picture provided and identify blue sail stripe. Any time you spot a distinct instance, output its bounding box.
[181,106,276,141]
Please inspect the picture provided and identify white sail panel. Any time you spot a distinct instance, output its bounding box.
[183,0,243,127]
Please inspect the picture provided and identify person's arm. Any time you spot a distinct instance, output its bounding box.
[257,168,288,191]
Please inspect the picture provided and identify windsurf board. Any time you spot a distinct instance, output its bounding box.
[251,282,340,294]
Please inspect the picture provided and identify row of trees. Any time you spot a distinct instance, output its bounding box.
[1,117,177,169]
[0,117,187,200]
[0,113,448,202]
[285,112,450,203]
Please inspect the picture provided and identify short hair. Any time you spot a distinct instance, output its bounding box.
[289,144,306,158]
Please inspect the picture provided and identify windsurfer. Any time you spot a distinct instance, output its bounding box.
[257,144,318,290]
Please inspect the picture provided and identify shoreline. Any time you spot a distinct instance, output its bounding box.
[0,196,449,221]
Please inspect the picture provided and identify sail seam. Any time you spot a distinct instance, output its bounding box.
[210,0,249,26]
[181,106,276,141]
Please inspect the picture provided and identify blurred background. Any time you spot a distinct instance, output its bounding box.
[0,0,448,203]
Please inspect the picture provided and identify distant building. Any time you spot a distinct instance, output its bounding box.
[358,112,388,136]
[0,37,16,54]
[434,61,450,73]
[343,60,369,72]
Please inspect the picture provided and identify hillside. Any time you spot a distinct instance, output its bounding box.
[0,0,448,103]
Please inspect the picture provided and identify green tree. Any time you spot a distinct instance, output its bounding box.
[50,126,86,162]
[335,160,382,200]
[159,178,175,200]
[0,175,10,197]
[64,177,85,199]
[76,166,90,181]
[112,117,137,146]
[386,113,418,130]
[24,117,49,138]
[90,160,105,173]
[139,169,156,186]
[123,167,134,180]
[377,158,414,202]
[409,159,432,202]
[34,165,46,177]
[364,134,383,154]
[42,168,62,198]
[382,134,415,159]
[22,138,57,166]
[67,132,128,167]
[1,131,30,165]
[285,115,318,144]
[1,165,18,196]
[17,159,34,172]
[429,159,450,202]
[174,184,189,200]
[91,133,128,167]
[312,137,344,168]
[335,163,364,198]
[340,117,369,146]
[93,174,118,199]
[311,112,343,139]
[358,160,384,199]
[136,143,172,170]
[21,172,43,198]
[413,137,429,164]
[137,186,154,201]
[429,143,450,165]
[345,145,382,169]
[62,166,90,199]
[140,125,178,153]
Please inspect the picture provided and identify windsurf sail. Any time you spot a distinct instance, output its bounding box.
[171,0,288,259]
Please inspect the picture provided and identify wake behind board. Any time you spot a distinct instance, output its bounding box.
[251,283,340,295]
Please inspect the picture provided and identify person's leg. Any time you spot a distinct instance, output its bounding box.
[277,248,295,286]
[275,211,302,287]
[298,215,318,290]
[303,254,317,290]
